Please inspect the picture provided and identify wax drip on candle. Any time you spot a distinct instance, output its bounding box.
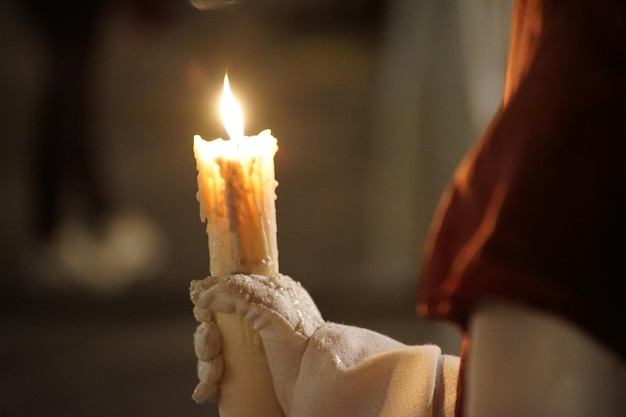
[221,74,244,142]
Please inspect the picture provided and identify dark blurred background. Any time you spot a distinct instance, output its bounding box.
[0,1,511,416]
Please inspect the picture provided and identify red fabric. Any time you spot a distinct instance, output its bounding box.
[418,0,626,372]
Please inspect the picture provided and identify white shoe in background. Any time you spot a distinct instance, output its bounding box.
[27,211,169,296]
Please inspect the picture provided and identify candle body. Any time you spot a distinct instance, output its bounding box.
[194,129,279,277]
[194,129,284,417]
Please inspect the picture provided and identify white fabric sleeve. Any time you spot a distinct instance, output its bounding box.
[288,323,459,417]
[191,274,460,417]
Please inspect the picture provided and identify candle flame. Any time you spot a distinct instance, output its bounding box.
[220,74,244,140]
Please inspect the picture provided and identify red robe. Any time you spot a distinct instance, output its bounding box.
[418,0,626,414]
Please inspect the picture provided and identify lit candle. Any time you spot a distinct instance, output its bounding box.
[194,74,279,277]
[193,74,284,417]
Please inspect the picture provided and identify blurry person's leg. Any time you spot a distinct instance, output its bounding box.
[28,0,107,240]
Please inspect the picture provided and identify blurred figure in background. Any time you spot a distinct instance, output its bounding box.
[16,0,177,295]
[363,0,511,298]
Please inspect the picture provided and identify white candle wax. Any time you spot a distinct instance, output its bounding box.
[193,129,279,277]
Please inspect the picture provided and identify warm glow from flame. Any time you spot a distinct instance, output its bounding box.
[220,74,244,140]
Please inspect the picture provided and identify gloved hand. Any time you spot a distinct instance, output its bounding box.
[190,273,459,417]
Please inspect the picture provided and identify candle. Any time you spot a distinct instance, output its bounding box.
[194,75,279,277]
[193,75,285,417]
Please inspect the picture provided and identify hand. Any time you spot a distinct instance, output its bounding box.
[191,273,459,417]
[190,272,324,405]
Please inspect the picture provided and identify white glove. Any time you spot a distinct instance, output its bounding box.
[190,273,460,417]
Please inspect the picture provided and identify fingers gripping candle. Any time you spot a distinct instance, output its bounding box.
[193,75,284,417]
